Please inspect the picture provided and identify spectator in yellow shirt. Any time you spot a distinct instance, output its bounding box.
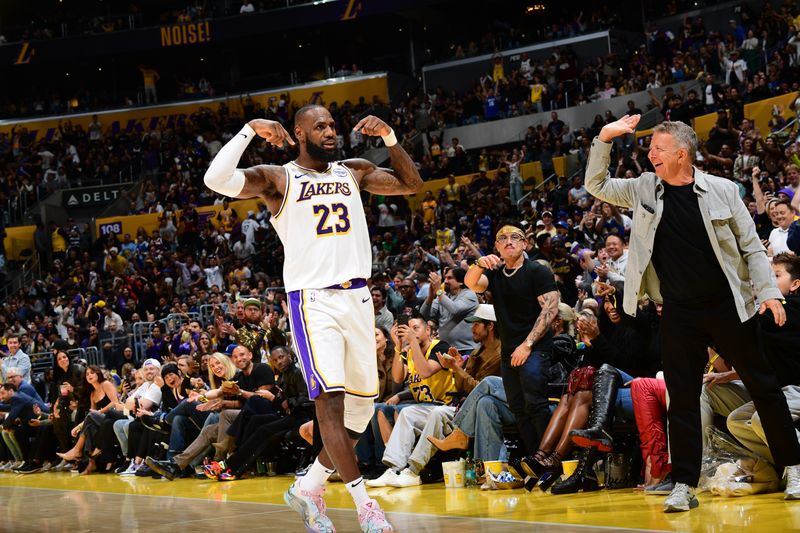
[421,191,437,224]
[104,247,128,276]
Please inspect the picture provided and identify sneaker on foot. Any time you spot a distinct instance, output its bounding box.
[202,460,226,480]
[387,468,421,488]
[118,461,140,476]
[18,463,42,474]
[217,469,239,481]
[365,469,399,488]
[357,499,394,533]
[284,481,335,533]
[145,457,180,481]
[663,482,698,513]
[785,465,800,500]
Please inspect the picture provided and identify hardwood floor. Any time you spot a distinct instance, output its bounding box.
[1,471,797,532]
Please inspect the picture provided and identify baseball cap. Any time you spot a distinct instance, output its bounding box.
[464,304,497,323]
[536,220,545,227]
[241,297,261,309]
[556,221,569,229]
[142,358,162,369]
[225,344,239,355]
[542,210,553,218]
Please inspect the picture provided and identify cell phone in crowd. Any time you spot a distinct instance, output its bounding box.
[397,315,409,327]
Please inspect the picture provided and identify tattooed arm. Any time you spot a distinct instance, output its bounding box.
[345,115,423,195]
[509,290,560,367]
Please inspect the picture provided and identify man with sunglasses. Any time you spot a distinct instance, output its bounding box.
[465,225,559,474]
[586,115,800,512]
[390,279,423,317]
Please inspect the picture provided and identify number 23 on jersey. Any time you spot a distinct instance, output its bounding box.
[313,203,351,236]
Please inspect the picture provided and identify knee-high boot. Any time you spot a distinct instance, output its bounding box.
[569,364,621,452]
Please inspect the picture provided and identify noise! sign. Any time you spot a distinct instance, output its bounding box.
[160,21,212,47]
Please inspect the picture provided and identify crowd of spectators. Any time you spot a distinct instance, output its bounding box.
[417,1,799,130]
[0,0,799,493]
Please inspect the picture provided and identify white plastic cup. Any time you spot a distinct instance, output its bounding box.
[442,460,466,488]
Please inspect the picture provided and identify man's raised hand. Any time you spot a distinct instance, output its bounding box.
[353,115,392,137]
[599,115,641,143]
[248,119,295,148]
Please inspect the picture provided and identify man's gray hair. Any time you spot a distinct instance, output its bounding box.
[5,367,21,378]
[654,121,698,163]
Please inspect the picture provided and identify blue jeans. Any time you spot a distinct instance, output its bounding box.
[113,418,131,457]
[165,401,209,459]
[510,178,523,208]
[501,352,552,455]
[453,376,515,461]
[615,369,635,420]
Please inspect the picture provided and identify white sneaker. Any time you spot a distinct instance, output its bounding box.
[366,469,400,488]
[119,461,140,476]
[387,468,421,488]
[663,482,699,513]
[0,462,9,471]
[13,460,25,470]
[785,465,800,500]
[41,461,53,472]
[53,459,70,472]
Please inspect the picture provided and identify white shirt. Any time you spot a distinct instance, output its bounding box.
[132,381,162,408]
[240,3,255,13]
[241,218,258,247]
[607,250,629,283]
[705,84,715,105]
[724,57,748,85]
[204,266,224,289]
[769,226,790,255]
[104,312,124,331]
[233,240,255,260]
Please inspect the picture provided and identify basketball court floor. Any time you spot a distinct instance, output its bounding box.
[1,471,797,532]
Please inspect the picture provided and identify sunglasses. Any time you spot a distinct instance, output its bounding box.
[496,234,524,243]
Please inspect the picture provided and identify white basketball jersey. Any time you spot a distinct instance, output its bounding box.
[271,160,372,292]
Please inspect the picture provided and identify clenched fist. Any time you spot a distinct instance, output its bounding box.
[353,115,392,137]
[248,119,295,148]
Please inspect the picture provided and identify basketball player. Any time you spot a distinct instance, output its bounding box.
[203,105,421,532]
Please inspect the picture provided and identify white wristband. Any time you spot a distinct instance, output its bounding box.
[382,129,398,147]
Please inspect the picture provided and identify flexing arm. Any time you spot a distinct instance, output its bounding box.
[203,119,293,200]
[347,116,423,195]
[464,255,499,294]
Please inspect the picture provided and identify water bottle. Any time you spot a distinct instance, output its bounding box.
[465,452,477,487]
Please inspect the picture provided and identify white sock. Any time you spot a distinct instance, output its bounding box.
[297,458,335,491]
[346,477,370,507]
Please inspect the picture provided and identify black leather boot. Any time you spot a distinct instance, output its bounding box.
[550,447,600,494]
[569,364,621,452]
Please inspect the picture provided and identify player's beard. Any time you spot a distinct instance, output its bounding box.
[306,138,337,163]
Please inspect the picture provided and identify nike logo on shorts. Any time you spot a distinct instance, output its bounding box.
[362,297,370,303]
[238,133,247,138]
